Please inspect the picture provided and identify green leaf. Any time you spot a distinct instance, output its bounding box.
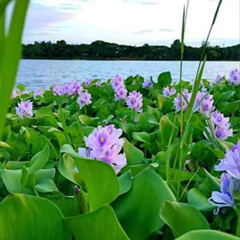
[132,132,150,143]
[157,94,174,113]
[113,167,176,240]
[29,144,50,174]
[160,201,210,237]
[160,115,178,144]
[0,194,71,240]
[75,158,120,212]
[66,206,129,240]
[157,71,172,87]
[123,138,144,165]
[175,230,239,240]
[187,188,215,212]
[61,144,81,159]
[58,154,83,186]
[2,169,22,193]
[35,179,59,193]
[119,171,132,195]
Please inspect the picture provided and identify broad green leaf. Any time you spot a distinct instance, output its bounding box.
[58,154,84,186]
[160,201,210,237]
[35,179,59,193]
[2,169,22,193]
[132,132,150,143]
[75,158,119,212]
[78,115,99,126]
[66,206,129,240]
[118,171,132,195]
[175,230,239,240]
[157,71,172,87]
[160,115,178,144]
[113,167,176,240]
[29,144,50,174]
[61,144,81,159]
[188,188,215,212]
[49,197,79,217]
[0,194,71,240]
[123,138,144,165]
[157,94,174,113]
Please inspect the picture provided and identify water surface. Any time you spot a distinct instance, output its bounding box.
[17,60,240,90]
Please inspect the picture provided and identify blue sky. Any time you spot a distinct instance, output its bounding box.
[18,0,240,46]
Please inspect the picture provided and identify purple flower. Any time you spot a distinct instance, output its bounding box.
[163,86,176,97]
[142,79,153,89]
[115,86,128,100]
[215,143,240,179]
[84,79,91,88]
[16,100,33,119]
[209,173,235,210]
[53,84,63,96]
[211,111,229,127]
[78,125,127,173]
[126,91,143,112]
[215,75,222,83]
[33,89,43,97]
[71,81,82,95]
[96,80,102,87]
[111,75,124,91]
[205,110,233,140]
[174,89,190,112]
[228,69,240,86]
[12,89,20,99]
[77,91,92,109]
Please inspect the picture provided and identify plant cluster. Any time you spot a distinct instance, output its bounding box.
[0,69,240,239]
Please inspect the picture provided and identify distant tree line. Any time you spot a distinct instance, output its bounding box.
[22,39,240,61]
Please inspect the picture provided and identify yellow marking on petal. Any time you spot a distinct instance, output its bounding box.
[100,137,105,143]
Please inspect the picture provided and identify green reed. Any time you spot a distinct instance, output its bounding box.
[0,0,29,139]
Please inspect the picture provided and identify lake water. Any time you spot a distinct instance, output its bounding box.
[16,60,240,90]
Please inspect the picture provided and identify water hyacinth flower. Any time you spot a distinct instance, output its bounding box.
[126,91,143,112]
[215,74,222,83]
[78,125,127,173]
[15,100,33,119]
[209,173,235,211]
[33,89,43,97]
[142,79,153,89]
[77,91,92,109]
[111,75,128,101]
[84,78,91,88]
[211,111,229,127]
[163,86,176,97]
[53,84,63,96]
[228,69,240,86]
[174,89,190,112]
[215,142,240,179]
[111,75,124,91]
[12,89,20,98]
[115,86,128,100]
[195,92,214,115]
[205,110,233,140]
[96,80,102,87]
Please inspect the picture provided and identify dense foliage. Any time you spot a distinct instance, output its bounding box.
[1,70,240,239]
[22,40,240,61]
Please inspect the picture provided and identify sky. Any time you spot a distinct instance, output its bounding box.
[14,0,240,46]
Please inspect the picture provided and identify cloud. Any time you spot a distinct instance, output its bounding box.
[59,3,82,11]
[133,29,155,34]
[141,1,159,5]
[159,28,175,32]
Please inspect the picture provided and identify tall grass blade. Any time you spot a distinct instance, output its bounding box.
[0,0,11,15]
[0,0,29,139]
